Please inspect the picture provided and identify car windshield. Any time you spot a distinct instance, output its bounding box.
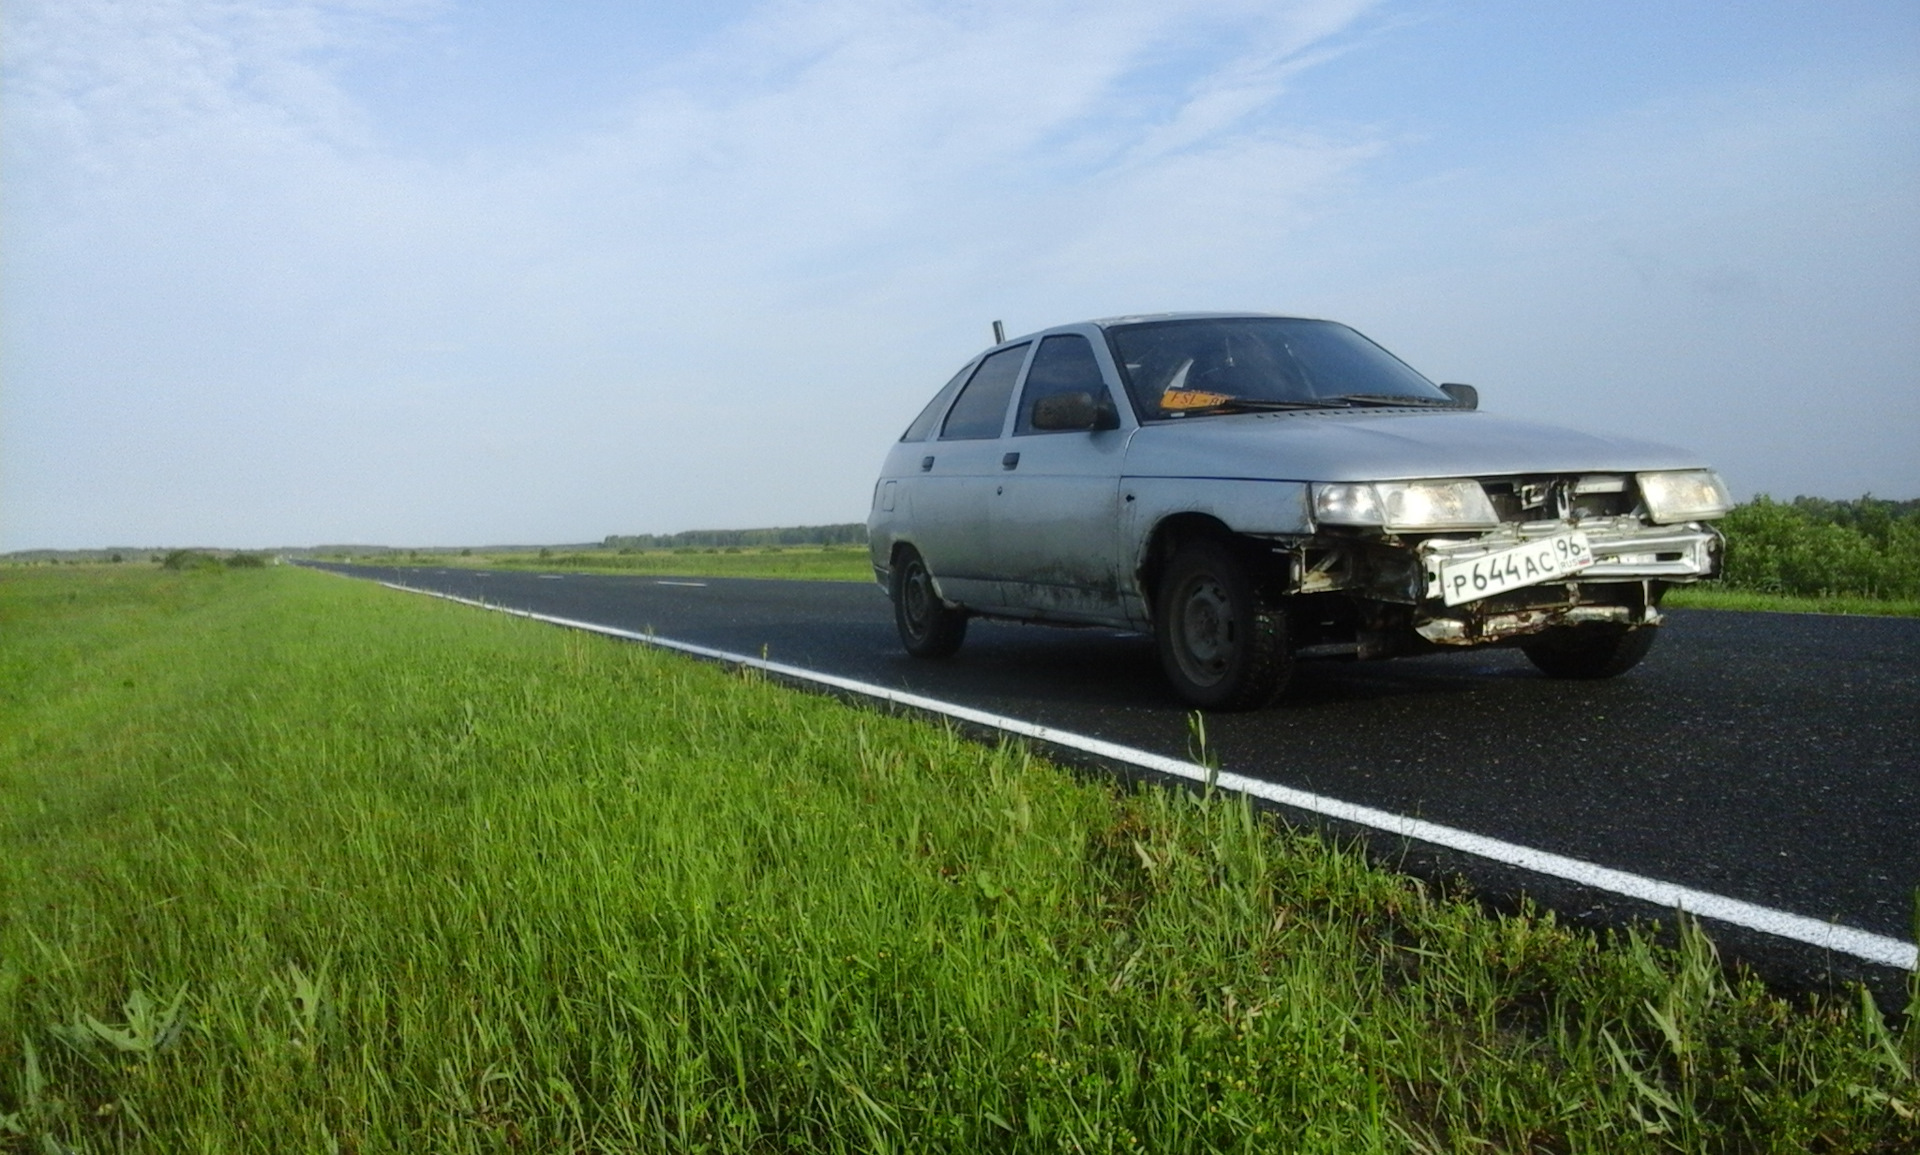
[1106,317,1451,420]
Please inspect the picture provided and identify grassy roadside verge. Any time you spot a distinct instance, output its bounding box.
[3,566,1914,1152]
[1660,586,1920,618]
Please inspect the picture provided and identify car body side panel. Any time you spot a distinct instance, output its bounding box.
[990,429,1130,621]
[868,442,921,583]
[1114,477,1315,626]
[897,439,1005,607]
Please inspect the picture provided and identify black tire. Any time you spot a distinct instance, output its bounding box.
[891,547,968,658]
[1154,539,1291,710]
[1521,624,1657,679]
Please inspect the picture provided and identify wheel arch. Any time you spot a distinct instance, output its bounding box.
[889,541,969,657]
[887,538,965,609]
[1136,513,1239,622]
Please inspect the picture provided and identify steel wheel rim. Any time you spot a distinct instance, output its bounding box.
[902,562,935,638]
[1173,573,1235,686]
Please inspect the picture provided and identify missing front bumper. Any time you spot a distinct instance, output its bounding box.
[1418,519,1719,601]
[1406,520,1716,645]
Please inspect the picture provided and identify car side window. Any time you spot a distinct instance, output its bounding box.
[901,363,974,441]
[1015,334,1110,434]
[939,344,1028,440]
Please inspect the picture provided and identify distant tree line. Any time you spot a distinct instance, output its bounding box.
[603,524,867,551]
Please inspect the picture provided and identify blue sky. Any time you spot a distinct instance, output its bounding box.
[3,0,1916,550]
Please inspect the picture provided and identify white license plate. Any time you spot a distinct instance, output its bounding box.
[1436,531,1593,606]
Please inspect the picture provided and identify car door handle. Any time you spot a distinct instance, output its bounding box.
[1002,452,1020,470]
[921,456,935,471]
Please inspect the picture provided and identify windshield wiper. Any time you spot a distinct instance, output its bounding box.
[1332,393,1459,408]
[1171,396,1353,414]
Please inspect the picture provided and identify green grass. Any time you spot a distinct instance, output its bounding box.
[3,566,1914,1152]
[1663,586,1920,618]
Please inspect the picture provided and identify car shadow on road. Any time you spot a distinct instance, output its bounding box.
[904,622,1541,715]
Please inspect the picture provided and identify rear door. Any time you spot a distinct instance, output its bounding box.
[909,342,1030,608]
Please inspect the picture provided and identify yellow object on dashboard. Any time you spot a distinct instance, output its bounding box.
[1160,389,1232,410]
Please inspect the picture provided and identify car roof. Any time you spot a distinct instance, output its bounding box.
[987,312,1337,350]
[1086,311,1329,328]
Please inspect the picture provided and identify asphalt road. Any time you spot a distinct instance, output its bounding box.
[309,562,1919,997]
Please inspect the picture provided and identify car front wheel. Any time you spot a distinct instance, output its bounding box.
[891,547,968,658]
[1520,624,1657,679]
[1154,539,1291,710]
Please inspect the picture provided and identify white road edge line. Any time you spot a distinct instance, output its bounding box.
[382,580,1918,973]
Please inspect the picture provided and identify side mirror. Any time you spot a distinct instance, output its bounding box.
[1031,391,1120,432]
[1440,383,1479,410]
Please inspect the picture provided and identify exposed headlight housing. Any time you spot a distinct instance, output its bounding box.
[1314,480,1500,531]
[1637,469,1732,523]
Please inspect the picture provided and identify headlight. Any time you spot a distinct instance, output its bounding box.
[1312,482,1384,525]
[1638,469,1732,523]
[1314,480,1499,531]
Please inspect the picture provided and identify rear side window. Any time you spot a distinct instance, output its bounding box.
[1015,334,1108,434]
[939,344,1028,440]
[900,363,973,441]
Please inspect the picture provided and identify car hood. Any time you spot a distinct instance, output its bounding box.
[1121,408,1710,482]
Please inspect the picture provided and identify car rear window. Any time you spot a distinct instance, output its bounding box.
[940,344,1029,440]
[900,363,974,441]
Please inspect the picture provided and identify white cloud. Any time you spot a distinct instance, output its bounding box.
[4,0,1387,547]
[4,0,1913,549]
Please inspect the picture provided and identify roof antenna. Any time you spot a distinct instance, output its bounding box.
[991,320,1005,344]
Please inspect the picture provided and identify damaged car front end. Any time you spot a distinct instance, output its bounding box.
[1287,469,1727,665]
[868,312,1730,709]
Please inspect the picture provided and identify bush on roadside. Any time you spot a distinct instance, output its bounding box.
[159,549,222,572]
[1718,496,1920,600]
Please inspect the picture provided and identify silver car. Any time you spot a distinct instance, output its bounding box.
[867,313,1730,709]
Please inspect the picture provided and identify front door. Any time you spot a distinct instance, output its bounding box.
[989,333,1130,623]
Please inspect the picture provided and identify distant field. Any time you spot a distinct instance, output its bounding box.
[391,544,876,583]
[409,546,1920,618]
[364,493,1920,615]
[16,494,1908,616]
[3,565,1914,1151]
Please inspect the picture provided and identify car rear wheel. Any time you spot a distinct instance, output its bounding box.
[892,547,968,658]
[1521,624,1657,679]
[1154,539,1291,710]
